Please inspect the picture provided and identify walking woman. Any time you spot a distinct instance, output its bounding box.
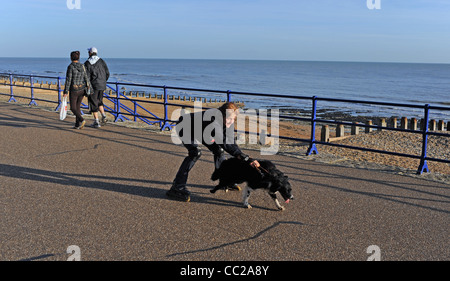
[167,102,260,202]
[63,51,90,129]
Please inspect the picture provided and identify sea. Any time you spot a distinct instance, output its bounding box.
[0,57,449,120]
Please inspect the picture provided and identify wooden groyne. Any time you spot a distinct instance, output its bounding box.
[321,117,449,142]
[113,89,240,104]
[0,76,243,105]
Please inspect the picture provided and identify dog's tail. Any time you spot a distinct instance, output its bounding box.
[211,169,220,181]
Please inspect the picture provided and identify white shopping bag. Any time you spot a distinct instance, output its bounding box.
[60,96,68,121]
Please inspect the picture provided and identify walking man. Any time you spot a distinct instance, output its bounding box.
[85,47,110,128]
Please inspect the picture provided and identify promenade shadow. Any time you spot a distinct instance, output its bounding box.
[0,104,230,167]
[0,105,188,159]
[269,160,450,214]
[0,163,241,208]
[0,163,169,199]
[165,221,305,259]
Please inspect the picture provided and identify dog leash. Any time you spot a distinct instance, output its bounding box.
[255,165,270,175]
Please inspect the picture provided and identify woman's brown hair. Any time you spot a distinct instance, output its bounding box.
[70,51,80,61]
[218,102,239,116]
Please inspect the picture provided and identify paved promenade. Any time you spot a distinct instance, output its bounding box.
[0,102,448,261]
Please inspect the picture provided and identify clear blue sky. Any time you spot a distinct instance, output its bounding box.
[1,0,450,63]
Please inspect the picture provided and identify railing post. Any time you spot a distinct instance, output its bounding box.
[227,90,231,102]
[306,96,318,155]
[8,73,16,102]
[28,75,37,106]
[114,83,125,122]
[116,83,120,119]
[160,85,172,131]
[417,104,430,174]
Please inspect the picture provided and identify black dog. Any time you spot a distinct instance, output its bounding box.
[210,158,293,210]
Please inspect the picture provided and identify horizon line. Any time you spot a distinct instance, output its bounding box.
[1,56,450,65]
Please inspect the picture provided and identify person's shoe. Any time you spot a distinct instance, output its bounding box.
[166,186,191,202]
[91,121,101,128]
[79,120,86,129]
[101,115,108,125]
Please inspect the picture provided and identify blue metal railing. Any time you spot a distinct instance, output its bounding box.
[1,72,449,175]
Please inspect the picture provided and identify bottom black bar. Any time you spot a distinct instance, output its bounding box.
[6,261,446,280]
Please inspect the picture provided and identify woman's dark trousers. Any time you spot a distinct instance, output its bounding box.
[172,143,225,190]
[69,89,85,127]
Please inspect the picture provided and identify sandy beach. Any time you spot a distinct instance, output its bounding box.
[1,82,448,184]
